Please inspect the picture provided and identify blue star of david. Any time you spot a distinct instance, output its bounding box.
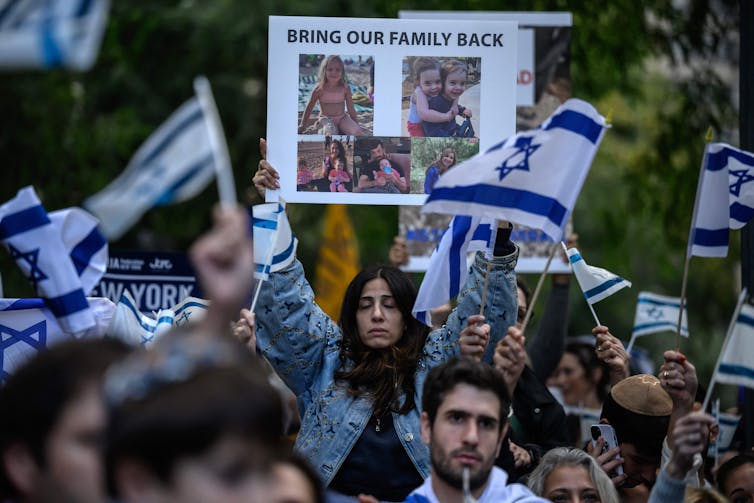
[729,169,754,197]
[8,244,48,291]
[496,136,541,181]
[176,311,192,326]
[141,331,155,346]
[1,321,47,382]
[644,306,663,320]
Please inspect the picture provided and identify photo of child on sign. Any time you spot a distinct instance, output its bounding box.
[401,56,480,138]
[298,54,374,136]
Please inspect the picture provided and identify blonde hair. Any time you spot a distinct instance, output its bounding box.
[436,147,456,171]
[441,59,467,85]
[685,487,728,503]
[528,448,620,503]
[315,55,346,91]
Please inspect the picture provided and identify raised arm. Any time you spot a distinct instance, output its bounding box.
[254,259,341,398]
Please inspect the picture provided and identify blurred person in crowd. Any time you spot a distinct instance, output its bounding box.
[0,338,131,503]
[715,451,754,503]
[527,447,620,503]
[270,452,326,503]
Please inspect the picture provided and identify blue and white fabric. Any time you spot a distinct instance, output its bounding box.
[632,291,689,338]
[715,302,754,390]
[412,215,494,326]
[690,143,754,257]
[252,202,298,281]
[108,290,209,347]
[566,247,631,305]
[0,0,109,70]
[84,97,217,240]
[1,186,107,334]
[423,99,607,241]
[0,297,114,382]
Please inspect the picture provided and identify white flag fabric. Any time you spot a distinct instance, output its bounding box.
[0,0,109,71]
[107,290,209,347]
[632,291,689,338]
[252,202,298,281]
[690,143,754,257]
[0,297,114,382]
[423,99,607,241]
[567,247,631,305]
[84,97,217,240]
[0,186,108,334]
[412,215,495,326]
[715,302,754,390]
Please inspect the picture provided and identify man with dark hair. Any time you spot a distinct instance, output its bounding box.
[593,374,673,502]
[405,357,546,502]
[0,338,131,503]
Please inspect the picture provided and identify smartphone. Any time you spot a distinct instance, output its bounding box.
[591,424,624,476]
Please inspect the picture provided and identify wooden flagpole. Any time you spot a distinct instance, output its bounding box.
[676,128,713,350]
[520,242,558,334]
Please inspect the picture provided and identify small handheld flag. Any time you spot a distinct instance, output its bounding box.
[412,215,495,326]
[626,291,689,352]
[566,246,631,326]
[690,143,754,258]
[0,0,110,71]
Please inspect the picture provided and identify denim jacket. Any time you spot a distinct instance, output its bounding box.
[255,248,518,487]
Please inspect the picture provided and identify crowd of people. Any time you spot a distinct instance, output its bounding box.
[1,149,753,503]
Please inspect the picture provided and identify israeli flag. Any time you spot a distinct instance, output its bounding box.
[715,302,754,390]
[714,410,741,455]
[0,0,109,71]
[84,97,217,240]
[690,143,754,257]
[0,297,114,382]
[423,99,607,241]
[1,186,108,334]
[107,290,208,347]
[567,247,631,305]
[632,291,689,338]
[412,215,495,326]
[252,202,298,281]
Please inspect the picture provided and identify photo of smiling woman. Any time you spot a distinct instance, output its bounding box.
[401,56,480,138]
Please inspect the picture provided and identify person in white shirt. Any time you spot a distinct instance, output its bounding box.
[404,357,547,503]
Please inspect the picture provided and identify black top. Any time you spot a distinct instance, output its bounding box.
[329,412,422,501]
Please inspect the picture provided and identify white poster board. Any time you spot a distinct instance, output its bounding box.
[266,16,518,205]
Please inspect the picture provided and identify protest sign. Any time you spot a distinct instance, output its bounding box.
[266,16,518,206]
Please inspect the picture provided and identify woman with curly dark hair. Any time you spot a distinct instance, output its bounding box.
[250,151,520,503]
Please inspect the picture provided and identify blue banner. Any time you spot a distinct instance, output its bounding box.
[90,250,201,312]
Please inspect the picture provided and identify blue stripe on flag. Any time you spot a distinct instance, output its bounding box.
[255,264,271,275]
[693,228,729,247]
[46,289,89,318]
[731,202,754,224]
[69,227,106,275]
[633,322,676,332]
[471,223,491,243]
[154,154,214,206]
[584,278,625,300]
[637,298,680,309]
[718,363,754,381]
[706,149,731,172]
[272,238,295,265]
[3,298,46,310]
[0,204,51,239]
[74,0,93,18]
[737,312,754,328]
[174,302,207,316]
[568,253,583,264]
[0,0,26,29]
[119,294,157,332]
[719,416,740,427]
[41,14,63,67]
[544,109,604,145]
[428,185,568,230]
[137,108,204,168]
[253,218,277,230]
[449,216,473,297]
